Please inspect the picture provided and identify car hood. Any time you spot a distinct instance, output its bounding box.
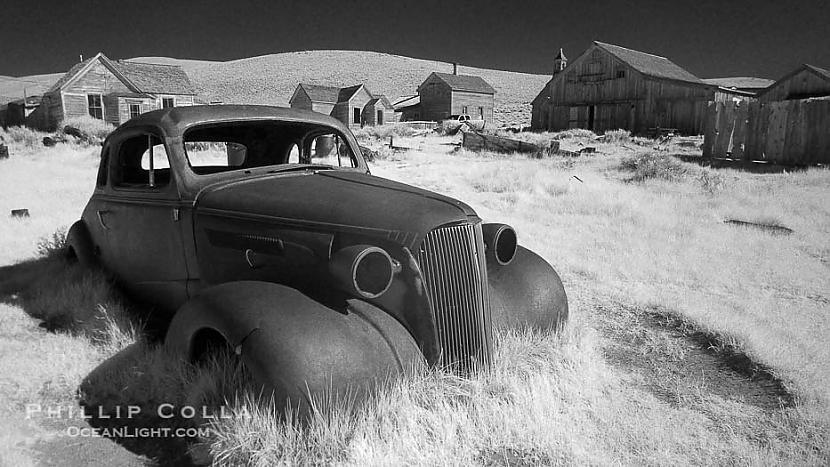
[194,170,478,244]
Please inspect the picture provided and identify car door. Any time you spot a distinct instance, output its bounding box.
[99,128,190,310]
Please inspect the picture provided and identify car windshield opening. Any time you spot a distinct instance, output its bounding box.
[183,121,360,175]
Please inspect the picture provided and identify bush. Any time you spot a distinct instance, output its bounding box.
[2,125,42,148]
[698,169,727,194]
[60,115,115,144]
[353,124,416,141]
[36,227,68,260]
[620,152,687,182]
[551,128,596,140]
[603,129,631,144]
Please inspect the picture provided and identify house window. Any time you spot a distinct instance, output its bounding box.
[377,110,384,125]
[353,108,361,124]
[462,105,468,115]
[162,97,174,108]
[129,104,141,119]
[87,94,103,119]
[478,106,484,119]
[617,69,626,79]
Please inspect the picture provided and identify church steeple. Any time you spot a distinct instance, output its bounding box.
[553,48,567,74]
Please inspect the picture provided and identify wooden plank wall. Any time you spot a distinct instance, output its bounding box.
[703,98,830,165]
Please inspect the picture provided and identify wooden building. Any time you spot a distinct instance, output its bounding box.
[756,64,830,103]
[392,95,421,121]
[416,72,495,122]
[32,52,195,130]
[531,41,745,135]
[289,83,395,128]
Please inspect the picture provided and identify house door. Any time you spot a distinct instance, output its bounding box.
[377,110,384,125]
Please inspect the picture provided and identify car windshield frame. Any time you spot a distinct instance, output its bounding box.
[178,119,367,178]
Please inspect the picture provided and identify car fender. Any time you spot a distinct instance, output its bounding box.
[165,281,425,409]
[66,220,97,267]
[487,245,568,332]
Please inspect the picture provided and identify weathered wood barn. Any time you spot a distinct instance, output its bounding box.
[289,83,395,128]
[756,64,830,103]
[31,52,196,130]
[531,42,746,135]
[417,71,495,122]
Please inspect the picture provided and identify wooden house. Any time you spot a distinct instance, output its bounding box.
[756,64,830,103]
[289,83,395,128]
[34,52,196,130]
[531,41,744,135]
[363,96,395,126]
[417,72,495,122]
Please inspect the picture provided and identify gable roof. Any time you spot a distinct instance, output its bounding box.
[756,63,830,100]
[428,72,495,94]
[116,60,195,95]
[47,53,195,95]
[367,95,393,109]
[594,41,705,85]
[392,95,419,110]
[702,77,774,90]
[337,84,365,102]
[297,84,341,103]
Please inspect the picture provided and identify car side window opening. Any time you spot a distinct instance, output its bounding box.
[113,133,171,188]
[182,122,360,175]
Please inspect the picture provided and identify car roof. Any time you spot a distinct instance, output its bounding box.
[116,104,351,137]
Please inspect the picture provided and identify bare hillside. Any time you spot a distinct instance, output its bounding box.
[130,50,550,126]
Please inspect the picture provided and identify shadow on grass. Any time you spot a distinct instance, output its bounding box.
[674,154,812,174]
[0,256,206,465]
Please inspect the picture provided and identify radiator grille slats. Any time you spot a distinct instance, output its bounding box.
[418,223,492,372]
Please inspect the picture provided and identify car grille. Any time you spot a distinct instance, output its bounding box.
[417,223,492,372]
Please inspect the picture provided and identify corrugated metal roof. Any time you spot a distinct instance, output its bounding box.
[116,60,196,95]
[431,72,495,94]
[594,42,705,85]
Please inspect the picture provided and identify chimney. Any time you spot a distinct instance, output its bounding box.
[453,63,458,75]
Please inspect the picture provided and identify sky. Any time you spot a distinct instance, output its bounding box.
[1,0,827,80]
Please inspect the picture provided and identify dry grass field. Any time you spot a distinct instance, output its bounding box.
[0,127,828,465]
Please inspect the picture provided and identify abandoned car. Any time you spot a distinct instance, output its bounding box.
[67,105,568,408]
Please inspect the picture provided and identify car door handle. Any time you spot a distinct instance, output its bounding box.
[97,210,110,230]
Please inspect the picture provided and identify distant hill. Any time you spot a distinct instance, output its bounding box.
[132,51,549,126]
[3,51,551,126]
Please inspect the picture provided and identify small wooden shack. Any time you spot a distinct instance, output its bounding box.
[756,64,830,103]
[531,41,748,135]
[417,72,495,122]
[289,83,395,128]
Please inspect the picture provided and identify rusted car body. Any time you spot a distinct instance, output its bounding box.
[67,105,567,408]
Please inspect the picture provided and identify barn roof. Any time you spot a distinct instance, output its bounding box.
[594,41,705,85]
[804,64,830,80]
[702,77,774,90]
[116,60,196,95]
[46,53,195,95]
[430,72,495,94]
